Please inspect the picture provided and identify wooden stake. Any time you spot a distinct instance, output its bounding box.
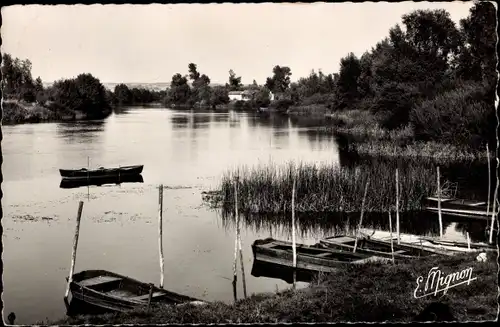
[292,174,297,290]
[396,168,400,245]
[147,283,154,312]
[64,201,84,310]
[487,143,491,217]
[232,176,239,302]
[234,177,247,299]
[158,185,164,288]
[353,179,370,253]
[388,211,395,264]
[489,186,497,244]
[237,233,247,299]
[466,232,471,250]
[437,166,443,238]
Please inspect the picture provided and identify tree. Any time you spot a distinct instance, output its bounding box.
[210,85,229,108]
[166,73,191,105]
[188,63,200,81]
[114,83,132,105]
[265,65,292,94]
[333,53,361,109]
[227,69,242,91]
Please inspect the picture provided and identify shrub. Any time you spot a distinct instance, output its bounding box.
[410,81,495,147]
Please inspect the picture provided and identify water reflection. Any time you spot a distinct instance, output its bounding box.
[56,121,106,144]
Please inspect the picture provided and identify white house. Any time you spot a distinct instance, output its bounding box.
[228,90,259,102]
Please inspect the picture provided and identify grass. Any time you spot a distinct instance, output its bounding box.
[50,251,498,324]
[287,104,329,117]
[207,160,444,215]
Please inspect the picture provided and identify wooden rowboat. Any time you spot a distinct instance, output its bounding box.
[319,235,438,259]
[59,165,144,179]
[252,238,389,274]
[419,237,497,251]
[67,270,203,313]
[423,197,492,219]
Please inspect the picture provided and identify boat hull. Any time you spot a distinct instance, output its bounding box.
[60,165,144,179]
[68,270,201,314]
[319,235,437,259]
[251,238,388,275]
[423,197,491,218]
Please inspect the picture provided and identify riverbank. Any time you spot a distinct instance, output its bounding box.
[1,100,112,125]
[286,107,494,163]
[50,251,497,324]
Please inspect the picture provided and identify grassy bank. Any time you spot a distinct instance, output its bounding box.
[1,100,112,125]
[51,251,498,324]
[207,160,443,215]
[317,110,493,163]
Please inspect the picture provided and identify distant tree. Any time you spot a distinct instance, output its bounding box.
[114,83,132,105]
[227,69,242,91]
[210,85,229,108]
[1,53,36,101]
[265,65,292,94]
[166,73,191,105]
[188,63,200,81]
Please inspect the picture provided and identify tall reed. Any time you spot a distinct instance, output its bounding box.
[216,161,439,215]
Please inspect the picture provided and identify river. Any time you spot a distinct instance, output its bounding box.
[1,107,492,324]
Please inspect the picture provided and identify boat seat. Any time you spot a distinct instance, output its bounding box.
[394,250,406,254]
[79,276,123,287]
[130,291,165,301]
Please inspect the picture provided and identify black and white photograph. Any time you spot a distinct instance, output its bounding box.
[1,1,498,324]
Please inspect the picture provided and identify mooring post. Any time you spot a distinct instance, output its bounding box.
[234,176,247,298]
[388,211,395,265]
[437,166,443,238]
[291,174,297,290]
[396,168,400,245]
[158,184,164,289]
[147,283,154,312]
[353,178,370,253]
[466,232,471,250]
[489,187,497,244]
[64,201,84,310]
[232,176,239,302]
[487,143,491,217]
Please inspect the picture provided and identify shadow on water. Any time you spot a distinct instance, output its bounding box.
[59,174,144,189]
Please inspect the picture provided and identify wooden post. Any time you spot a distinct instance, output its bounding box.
[388,211,395,264]
[489,186,497,244]
[437,166,443,238]
[64,201,84,309]
[292,174,297,290]
[487,143,491,217]
[237,233,247,299]
[87,157,90,201]
[158,185,164,289]
[396,168,400,245]
[147,283,154,312]
[353,179,370,253]
[234,176,247,299]
[466,232,471,250]
[232,176,239,302]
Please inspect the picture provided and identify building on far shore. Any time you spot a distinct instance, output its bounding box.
[228,90,260,102]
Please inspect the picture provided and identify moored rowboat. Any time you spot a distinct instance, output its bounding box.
[60,165,144,179]
[60,174,144,189]
[252,238,389,274]
[68,270,204,313]
[423,197,492,219]
[319,235,438,259]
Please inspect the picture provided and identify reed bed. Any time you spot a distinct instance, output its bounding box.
[213,161,440,215]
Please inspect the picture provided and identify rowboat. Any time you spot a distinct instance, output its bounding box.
[423,197,492,219]
[251,257,320,284]
[67,270,203,313]
[359,229,490,254]
[419,237,497,251]
[319,235,438,259]
[252,238,389,274]
[59,165,144,179]
[60,174,144,189]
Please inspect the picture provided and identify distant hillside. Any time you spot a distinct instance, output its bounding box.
[42,81,227,91]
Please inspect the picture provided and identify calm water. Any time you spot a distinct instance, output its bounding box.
[1,107,492,324]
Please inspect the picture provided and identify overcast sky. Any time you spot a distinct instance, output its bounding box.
[1,2,474,85]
